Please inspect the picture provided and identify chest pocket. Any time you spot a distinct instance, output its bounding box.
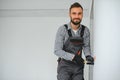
[63,24,85,55]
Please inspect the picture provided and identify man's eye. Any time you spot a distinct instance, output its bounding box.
[72,13,76,15]
[78,12,82,15]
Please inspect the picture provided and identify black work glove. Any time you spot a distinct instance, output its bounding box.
[72,54,84,67]
[86,55,94,65]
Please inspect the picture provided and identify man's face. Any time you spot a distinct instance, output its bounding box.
[69,7,83,25]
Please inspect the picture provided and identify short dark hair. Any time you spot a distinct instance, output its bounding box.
[69,2,83,12]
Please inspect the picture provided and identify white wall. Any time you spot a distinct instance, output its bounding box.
[0,0,91,9]
[93,0,120,80]
[0,0,93,80]
[0,17,68,80]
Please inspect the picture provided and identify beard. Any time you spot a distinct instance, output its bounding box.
[71,18,81,25]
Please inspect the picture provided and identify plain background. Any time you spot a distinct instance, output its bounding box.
[94,0,120,80]
[0,0,93,80]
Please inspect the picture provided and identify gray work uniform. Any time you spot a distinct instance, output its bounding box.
[54,23,91,80]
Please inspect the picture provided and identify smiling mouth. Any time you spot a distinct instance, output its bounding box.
[74,19,80,22]
[74,18,80,20]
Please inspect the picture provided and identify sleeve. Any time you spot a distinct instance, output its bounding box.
[82,27,92,57]
[54,26,74,61]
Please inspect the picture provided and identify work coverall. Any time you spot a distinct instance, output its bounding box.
[54,22,91,80]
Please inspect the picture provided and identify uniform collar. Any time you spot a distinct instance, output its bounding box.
[67,22,82,30]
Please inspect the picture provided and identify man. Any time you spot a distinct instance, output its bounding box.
[54,2,94,80]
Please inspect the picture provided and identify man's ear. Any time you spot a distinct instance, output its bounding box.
[69,11,71,17]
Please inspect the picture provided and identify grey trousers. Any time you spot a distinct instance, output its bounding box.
[57,59,84,80]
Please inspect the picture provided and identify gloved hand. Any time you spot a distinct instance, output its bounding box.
[72,54,84,67]
[86,55,94,65]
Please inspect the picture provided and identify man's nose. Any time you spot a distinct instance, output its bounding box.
[75,14,79,18]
